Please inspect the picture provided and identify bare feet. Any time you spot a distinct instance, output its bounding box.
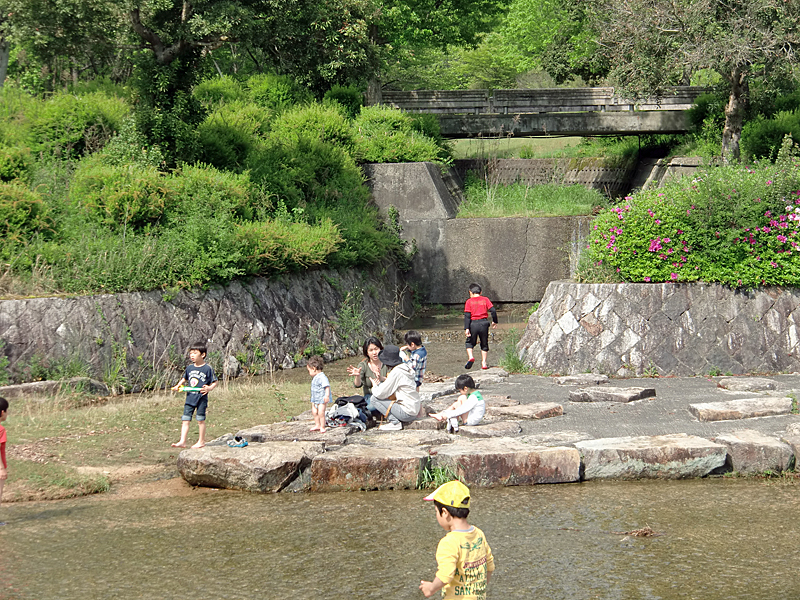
[430,413,444,421]
[309,426,320,431]
[191,441,205,449]
[319,428,326,433]
[171,442,186,448]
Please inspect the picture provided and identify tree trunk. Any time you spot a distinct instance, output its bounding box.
[0,39,9,89]
[366,76,382,105]
[721,67,748,163]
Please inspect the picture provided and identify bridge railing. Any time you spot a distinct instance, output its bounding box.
[381,86,706,115]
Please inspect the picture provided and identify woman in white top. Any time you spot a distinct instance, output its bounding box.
[369,344,421,431]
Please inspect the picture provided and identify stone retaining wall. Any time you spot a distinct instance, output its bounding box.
[0,265,411,388]
[519,281,800,377]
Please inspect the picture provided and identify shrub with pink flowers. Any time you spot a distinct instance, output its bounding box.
[579,137,800,287]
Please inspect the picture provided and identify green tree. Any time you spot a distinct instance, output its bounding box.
[590,0,800,162]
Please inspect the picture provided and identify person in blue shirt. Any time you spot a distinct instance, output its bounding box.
[171,343,218,448]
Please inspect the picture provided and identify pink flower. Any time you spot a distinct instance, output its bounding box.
[670,272,678,280]
[644,276,651,282]
[778,234,788,243]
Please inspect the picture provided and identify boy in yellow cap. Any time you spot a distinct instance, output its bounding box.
[419,480,495,599]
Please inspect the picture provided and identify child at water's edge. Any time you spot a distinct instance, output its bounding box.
[400,330,427,391]
[307,355,331,433]
[0,396,8,523]
[171,343,218,449]
[420,480,495,599]
[430,374,486,433]
[463,283,497,370]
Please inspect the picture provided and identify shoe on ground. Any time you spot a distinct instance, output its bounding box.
[464,359,475,369]
[227,436,248,447]
[378,422,403,431]
[481,365,489,370]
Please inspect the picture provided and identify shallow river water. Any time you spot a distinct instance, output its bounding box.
[2,478,798,599]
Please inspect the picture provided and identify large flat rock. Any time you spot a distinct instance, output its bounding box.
[716,377,778,392]
[688,397,793,422]
[310,445,429,491]
[459,421,522,438]
[348,429,454,448]
[430,438,580,485]
[780,434,800,464]
[575,434,727,480]
[237,422,352,444]
[177,442,325,492]
[555,374,610,386]
[712,430,793,474]
[487,402,563,420]
[569,387,656,403]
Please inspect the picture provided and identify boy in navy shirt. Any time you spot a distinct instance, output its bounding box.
[171,343,218,448]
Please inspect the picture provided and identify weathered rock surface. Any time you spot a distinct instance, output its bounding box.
[430,438,580,485]
[688,397,793,422]
[716,377,778,392]
[405,418,445,431]
[0,265,410,382]
[483,395,519,407]
[519,431,593,446]
[348,430,454,448]
[0,377,110,399]
[310,445,428,491]
[177,442,325,492]
[780,434,800,463]
[237,422,351,445]
[519,281,800,376]
[575,434,727,480]
[459,421,522,438]
[555,374,610,386]
[712,430,793,474]
[569,387,656,403]
[487,402,563,420]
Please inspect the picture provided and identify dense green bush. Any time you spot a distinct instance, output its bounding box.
[0,183,52,248]
[165,164,254,222]
[741,111,800,161]
[29,92,130,159]
[0,146,33,182]
[197,102,271,171]
[323,84,363,119]
[580,137,800,287]
[246,73,312,111]
[270,103,353,150]
[351,106,448,163]
[69,160,173,231]
[193,76,247,107]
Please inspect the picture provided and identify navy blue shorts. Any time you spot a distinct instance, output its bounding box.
[182,397,208,421]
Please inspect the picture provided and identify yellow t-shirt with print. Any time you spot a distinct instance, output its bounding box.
[434,526,495,600]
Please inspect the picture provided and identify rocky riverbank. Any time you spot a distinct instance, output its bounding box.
[177,370,800,493]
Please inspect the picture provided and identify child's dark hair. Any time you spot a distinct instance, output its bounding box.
[189,342,207,356]
[404,330,423,346]
[434,499,470,519]
[455,374,475,391]
[362,336,384,357]
[469,283,482,295]
[0,396,7,414]
[307,355,325,370]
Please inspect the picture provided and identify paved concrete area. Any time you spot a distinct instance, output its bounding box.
[482,373,800,442]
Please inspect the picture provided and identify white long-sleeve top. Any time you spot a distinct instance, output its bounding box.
[370,362,421,416]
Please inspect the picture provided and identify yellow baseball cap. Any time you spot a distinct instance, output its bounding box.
[423,480,470,508]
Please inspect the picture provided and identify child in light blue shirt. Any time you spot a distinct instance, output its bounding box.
[307,355,331,433]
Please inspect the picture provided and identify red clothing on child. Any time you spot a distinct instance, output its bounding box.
[464,296,493,321]
[0,423,6,468]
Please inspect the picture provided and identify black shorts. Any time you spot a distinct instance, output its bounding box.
[466,319,490,351]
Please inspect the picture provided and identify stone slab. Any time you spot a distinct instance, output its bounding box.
[430,437,580,485]
[405,418,446,431]
[569,387,656,403]
[716,377,778,392]
[712,430,793,474]
[348,429,454,448]
[458,421,522,438]
[555,374,610,386]
[780,434,800,465]
[237,422,351,445]
[487,402,563,420]
[309,445,428,492]
[688,397,793,422]
[177,442,325,492]
[484,395,519,407]
[575,434,727,480]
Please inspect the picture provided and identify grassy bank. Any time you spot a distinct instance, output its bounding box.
[3,372,356,501]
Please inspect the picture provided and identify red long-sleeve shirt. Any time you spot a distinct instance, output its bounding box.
[0,424,6,469]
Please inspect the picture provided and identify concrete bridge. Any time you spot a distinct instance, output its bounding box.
[380,87,705,137]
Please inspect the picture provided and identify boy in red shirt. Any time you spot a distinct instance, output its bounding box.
[463,283,498,370]
[0,396,8,523]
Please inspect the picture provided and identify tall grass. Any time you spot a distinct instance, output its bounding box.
[458,177,607,218]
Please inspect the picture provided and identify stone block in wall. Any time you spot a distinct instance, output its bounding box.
[712,430,793,474]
